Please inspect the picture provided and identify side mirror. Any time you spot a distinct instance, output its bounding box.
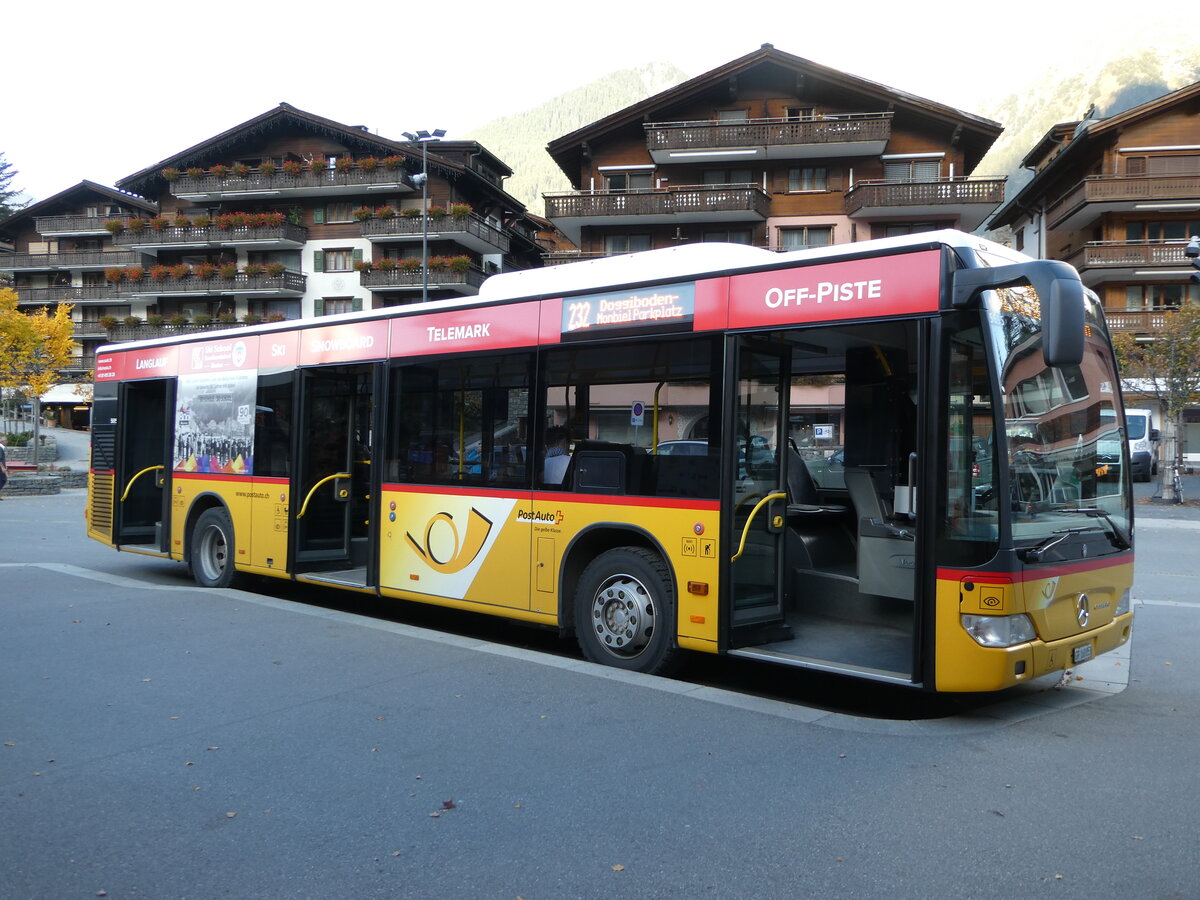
[1150,428,1161,442]
[952,260,1085,367]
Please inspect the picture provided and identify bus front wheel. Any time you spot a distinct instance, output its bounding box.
[574,547,679,675]
[191,507,240,589]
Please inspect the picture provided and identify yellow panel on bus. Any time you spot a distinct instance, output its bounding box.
[378,486,720,647]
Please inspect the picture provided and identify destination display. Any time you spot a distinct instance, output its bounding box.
[560,282,695,338]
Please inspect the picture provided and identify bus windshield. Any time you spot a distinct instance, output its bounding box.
[984,286,1131,556]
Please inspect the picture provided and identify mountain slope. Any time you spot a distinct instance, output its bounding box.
[467,62,689,214]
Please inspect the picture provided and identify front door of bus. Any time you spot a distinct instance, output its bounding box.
[729,340,787,632]
[294,365,376,584]
[115,378,173,553]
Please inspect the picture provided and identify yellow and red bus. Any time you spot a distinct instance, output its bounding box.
[86,230,1135,691]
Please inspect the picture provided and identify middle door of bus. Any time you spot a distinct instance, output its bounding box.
[293,364,377,584]
[725,323,923,683]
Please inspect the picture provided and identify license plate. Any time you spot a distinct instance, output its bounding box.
[1073,643,1093,664]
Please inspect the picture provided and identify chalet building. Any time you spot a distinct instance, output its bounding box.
[989,80,1200,459]
[114,103,544,319]
[543,44,1006,261]
[0,103,544,350]
[0,181,158,387]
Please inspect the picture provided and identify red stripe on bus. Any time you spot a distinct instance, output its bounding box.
[937,553,1133,583]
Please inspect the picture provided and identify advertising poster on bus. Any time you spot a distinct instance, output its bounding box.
[173,370,258,475]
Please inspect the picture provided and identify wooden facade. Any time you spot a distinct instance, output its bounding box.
[991,82,1200,337]
[544,44,1005,259]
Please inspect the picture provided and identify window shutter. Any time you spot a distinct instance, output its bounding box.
[314,250,324,272]
[313,298,325,317]
[313,206,325,224]
[352,248,363,265]
[352,297,363,312]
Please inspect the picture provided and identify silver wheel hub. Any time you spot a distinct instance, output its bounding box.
[591,574,655,659]
[199,526,227,579]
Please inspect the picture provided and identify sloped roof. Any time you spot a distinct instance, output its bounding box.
[547,43,1003,183]
[0,180,156,239]
[115,102,529,215]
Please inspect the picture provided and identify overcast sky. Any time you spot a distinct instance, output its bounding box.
[5,1,1184,204]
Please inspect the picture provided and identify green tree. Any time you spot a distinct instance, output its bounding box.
[1112,300,1200,502]
[0,152,27,221]
[0,288,79,465]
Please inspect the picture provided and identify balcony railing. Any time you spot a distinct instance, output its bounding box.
[646,113,892,154]
[1103,308,1172,333]
[34,215,132,236]
[360,266,486,294]
[114,222,307,249]
[13,284,125,305]
[545,184,772,220]
[360,212,509,254]
[843,177,1007,215]
[1049,174,1200,228]
[118,271,306,296]
[0,250,141,271]
[102,322,250,343]
[61,354,98,374]
[1067,242,1190,270]
[170,166,413,199]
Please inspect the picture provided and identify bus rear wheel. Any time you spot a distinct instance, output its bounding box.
[191,507,240,589]
[574,547,679,675]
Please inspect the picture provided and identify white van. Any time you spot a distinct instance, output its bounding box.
[1125,408,1159,482]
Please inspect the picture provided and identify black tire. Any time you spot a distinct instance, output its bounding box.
[574,547,679,675]
[190,507,240,589]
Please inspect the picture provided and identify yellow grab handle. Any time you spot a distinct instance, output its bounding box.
[730,491,786,562]
[119,465,165,502]
[296,473,350,519]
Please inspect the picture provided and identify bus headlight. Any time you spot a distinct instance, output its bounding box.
[962,613,1037,648]
[1116,589,1131,616]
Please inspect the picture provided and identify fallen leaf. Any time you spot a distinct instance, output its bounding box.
[429,811,441,818]
[225,812,237,819]
[185,761,195,766]
[391,851,401,857]
[612,864,625,871]
[206,746,219,751]
[1132,835,1144,840]
[4,743,14,748]
[442,798,456,810]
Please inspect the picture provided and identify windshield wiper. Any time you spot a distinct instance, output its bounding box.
[1019,526,1095,563]
[1056,507,1132,550]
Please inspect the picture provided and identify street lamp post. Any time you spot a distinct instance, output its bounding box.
[402,129,446,302]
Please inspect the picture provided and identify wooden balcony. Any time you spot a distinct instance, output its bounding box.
[1047,174,1200,232]
[170,166,415,201]
[360,266,486,295]
[13,284,125,305]
[34,215,131,237]
[118,271,306,297]
[114,222,307,254]
[544,184,771,244]
[1065,242,1193,288]
[102,322,249,343]
[60,354,98,375]
[843,177,1006,231]
[0,250,141,272]
[74,322,114,337]
[360,213,509,254]
[1102,308,1172,333]
[645,113,892,163]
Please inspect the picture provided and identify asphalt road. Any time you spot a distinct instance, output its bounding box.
[1,489,1198,899]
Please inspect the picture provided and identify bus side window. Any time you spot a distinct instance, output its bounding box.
[254,373,293,478]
